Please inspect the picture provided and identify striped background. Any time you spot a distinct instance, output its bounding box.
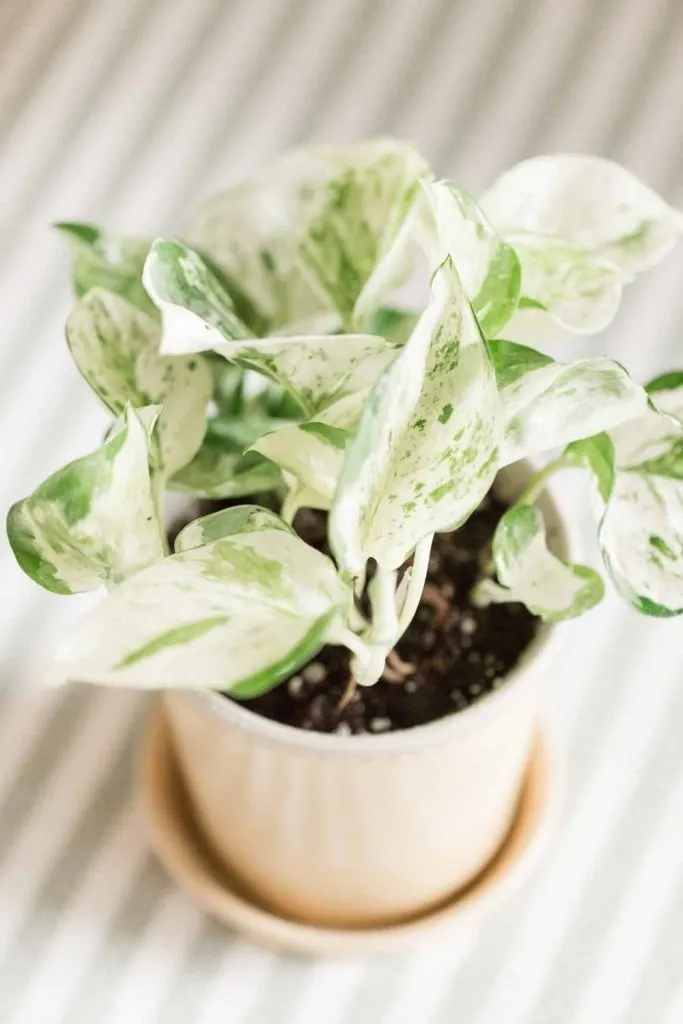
[1,1,682,1021]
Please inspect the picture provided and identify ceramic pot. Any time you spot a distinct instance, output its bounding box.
[163,462,571,928]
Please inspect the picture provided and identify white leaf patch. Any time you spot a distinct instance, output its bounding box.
[481,155,683,336]
[330,259,501,574]
[66,289,212,477]
[482,504,604,620]
[7,407,165,594]
[45,527,351,695]
[421,179,521,337]
[488,339,648,464]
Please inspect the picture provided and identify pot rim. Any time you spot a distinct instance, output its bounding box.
[169,464,579,757]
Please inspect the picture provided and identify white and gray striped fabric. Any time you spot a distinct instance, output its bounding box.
[1,1,683,1021]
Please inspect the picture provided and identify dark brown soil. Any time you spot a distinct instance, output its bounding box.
[234,492,540,735]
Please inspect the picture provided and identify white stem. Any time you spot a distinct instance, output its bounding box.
[280,488,301,526]
[471,578,510,607]
[368,565,398,645]
[396,534,434,639]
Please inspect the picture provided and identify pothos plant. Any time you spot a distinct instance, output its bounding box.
[7,141,683,698]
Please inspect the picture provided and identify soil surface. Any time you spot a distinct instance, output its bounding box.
[173,491,540,735]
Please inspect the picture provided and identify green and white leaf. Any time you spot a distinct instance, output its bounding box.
[143,238,397,416]
[55,222,155,317]
[184,140,430,332]
[367,306,419,346]
[421,179,521,337]
[506,234,624,334]
[66,288,212,477]
[479,503,604,620]
[330,259,501,574]
[488,339,648,464]
[45,527,351,696]
[7,406,164,595]
[573,380,683,616]
[170,418,283,499]
[143,239,253,354]
[212,333,397,418]
[175,505,293,553]
[481,155,683,336]
[252,420,349,515]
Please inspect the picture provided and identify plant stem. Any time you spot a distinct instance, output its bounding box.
[368,565,398,645]
[396,534,434,640]
[280,489,300,526]
[516,456,569,506]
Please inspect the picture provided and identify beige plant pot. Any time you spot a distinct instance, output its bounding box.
[163,463,571,929]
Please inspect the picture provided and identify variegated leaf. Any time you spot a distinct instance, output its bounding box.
[488,339,648,464]
[55,222,156,317]
[252,420,349,515]
[45,527,351,696]
[481,155,683,336]
[174,505,293,553]
[214,334,397,418]
[367,306,419,346]
[185,140,430,332]
[480,503,604,620]
[572,380,683,616]
[144,238,397,416]
[421,179,521,337]
[143,239,253,354]
[7,407,164,595]
[66,288,212,477]
[330,259,501,574]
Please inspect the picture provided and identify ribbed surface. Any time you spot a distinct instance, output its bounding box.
[0,1,682,1020]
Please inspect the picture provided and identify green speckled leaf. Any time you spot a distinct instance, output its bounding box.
[66,288,212,477]
[185,140,430,332]
[214,333,397,418]
[55,222,156,317]
[330,259,501,574]
[483,504,604,620]
[143,238,397,416]
[175,505,293,553]
[7,406,164,594]
[421,179,521,337]
[488,339,648,464]
[45,527,350,694]
[481,155,683,337]
[575,383,683,616]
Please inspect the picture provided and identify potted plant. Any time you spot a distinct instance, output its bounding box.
[7,142,683,932]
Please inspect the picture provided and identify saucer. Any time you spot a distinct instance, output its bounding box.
[140,705,560,956]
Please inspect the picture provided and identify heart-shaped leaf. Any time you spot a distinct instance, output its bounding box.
[66,288,212,477]
[330,259,501,574]
[184,140,431,332]
[7,406,165,594]
[55,222,156,317]
[45,524,351,695]
[571,380,683,616]
[481,156,683,336]
[421,179,521,337]
[488,339,648,464]
[479,503,604,620]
